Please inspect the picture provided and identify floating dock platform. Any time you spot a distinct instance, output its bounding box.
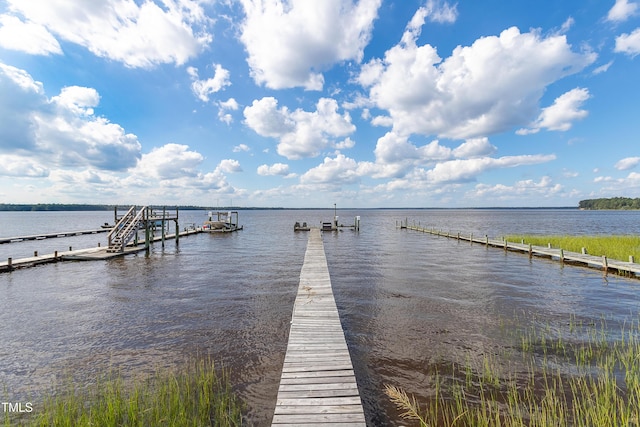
[272,228,365,426]
[294,216,361,232]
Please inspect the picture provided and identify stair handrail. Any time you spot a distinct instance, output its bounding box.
[107,205,136,247]
[115,206,148,252]
[108,206,149,252]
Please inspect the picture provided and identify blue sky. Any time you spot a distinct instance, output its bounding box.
[0,0,639,208]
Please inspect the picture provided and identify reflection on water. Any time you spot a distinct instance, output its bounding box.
[2,209,640,425]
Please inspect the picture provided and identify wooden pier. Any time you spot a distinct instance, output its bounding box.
[401,223,640,277]
[0,228,200,272]
[0,229,108,245]
[272,228,366,426]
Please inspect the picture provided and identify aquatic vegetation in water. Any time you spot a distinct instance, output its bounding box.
[386,316,640,426]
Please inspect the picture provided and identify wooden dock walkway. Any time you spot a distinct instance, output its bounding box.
[0,229,108,244]
[401,224,640,277]
[0,229,201,272]
[272,228,366,426]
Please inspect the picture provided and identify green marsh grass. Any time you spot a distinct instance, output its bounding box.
[4,358,243,426]
[386,317,640,426]
[504,234,640,263]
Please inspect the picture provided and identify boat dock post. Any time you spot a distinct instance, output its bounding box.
[272,228,366,426]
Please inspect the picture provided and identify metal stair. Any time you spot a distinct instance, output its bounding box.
[107,206,147,253]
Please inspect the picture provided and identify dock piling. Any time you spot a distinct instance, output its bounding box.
[161,207,166,248]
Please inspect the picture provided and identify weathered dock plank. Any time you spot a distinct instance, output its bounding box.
[272,228,365,426]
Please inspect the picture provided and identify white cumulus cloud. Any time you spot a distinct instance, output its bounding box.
[471,176,563,199]
[133,143,202,179]
[125,144,239,196]
[3,0,212,68]
[187,64,231,102]
[425,155,557,184]
[615,156,640,170]
[517,88,590,135]
[244,97,356,159]
[257,163,294,177]
[218,98,239,124]
[452,137,497,159]
[607,0,639,22]
[0,155,49,177]
[0,64,142,172]
[413,0,458,26]
[615,28,640,57]
[51,86,101,116]
[300,154,360,185]
[239,0,381,90]
[219,159,242,173]
[232,143,250,153]
[0,62,45,151]
[0,14,62,55]
[359,24,596,140]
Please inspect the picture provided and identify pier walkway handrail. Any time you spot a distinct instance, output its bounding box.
[272,228,366,426]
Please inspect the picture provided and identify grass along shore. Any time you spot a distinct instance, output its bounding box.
[3,358,243,426]
[505,234,640,263]
[386,315,640,426]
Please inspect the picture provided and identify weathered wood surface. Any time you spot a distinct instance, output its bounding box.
[403,225,640,276]
[272,228,365,426]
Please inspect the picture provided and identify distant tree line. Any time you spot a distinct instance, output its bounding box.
[0,204,114,211]
[0,204,285,211]
[579,197,640,210]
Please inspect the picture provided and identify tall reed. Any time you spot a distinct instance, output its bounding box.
[386,317,640,426]
[504,235,640,262]
[4,358,243,426]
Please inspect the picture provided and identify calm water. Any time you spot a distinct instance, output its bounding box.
[2,209,640,425]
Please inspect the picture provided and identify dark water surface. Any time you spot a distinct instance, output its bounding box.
[2,209,640,425]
